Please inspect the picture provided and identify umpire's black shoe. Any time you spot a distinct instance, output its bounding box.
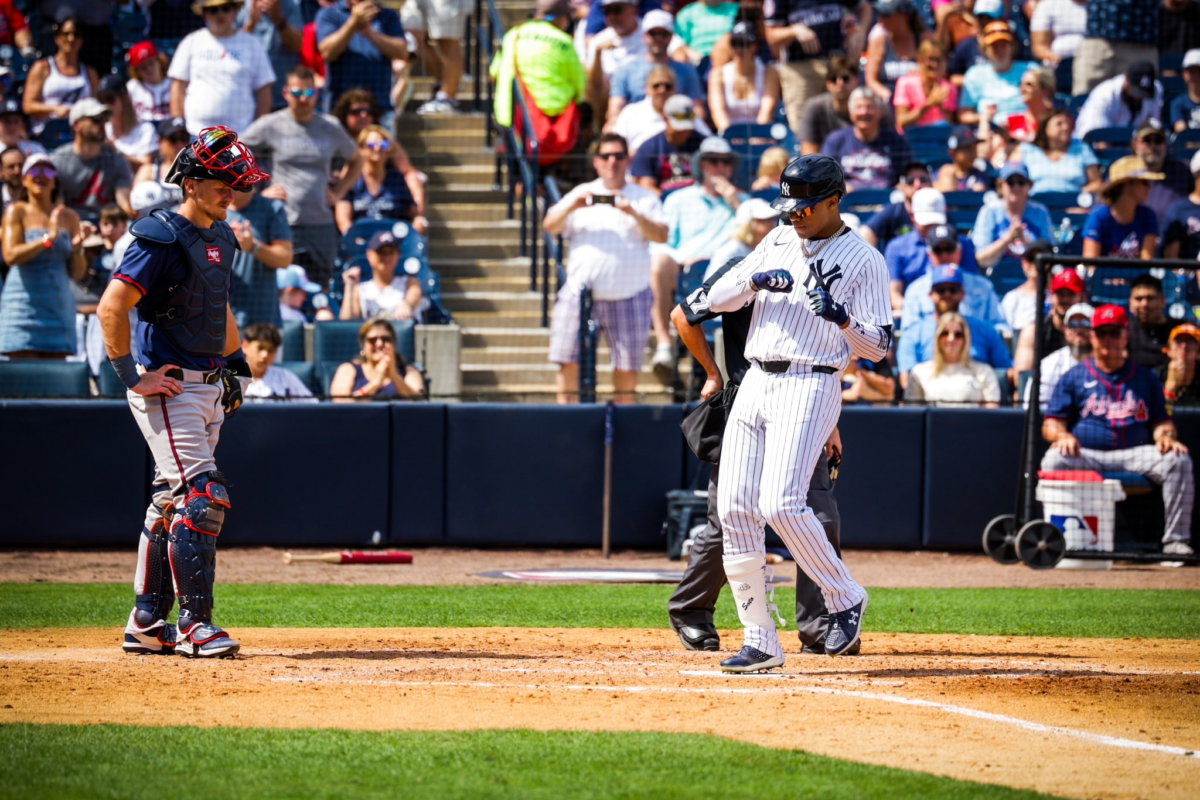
[672,623,720,651]
[825,596,868,657]
[720,646,784,673]
[801,636,860,656]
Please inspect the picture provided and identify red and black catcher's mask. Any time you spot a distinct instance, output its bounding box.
[166,126,270,192]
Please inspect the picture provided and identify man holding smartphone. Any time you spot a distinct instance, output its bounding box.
[543,133,668,404]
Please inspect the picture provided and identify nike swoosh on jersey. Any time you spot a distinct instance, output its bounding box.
[1084,380,1098,388]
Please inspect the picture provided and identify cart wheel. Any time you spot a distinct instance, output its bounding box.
[982,514,1019,565]
[1015,521,1066,570]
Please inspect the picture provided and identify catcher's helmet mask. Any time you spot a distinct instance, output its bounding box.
[166,126,270,193]
[771,154,847,214]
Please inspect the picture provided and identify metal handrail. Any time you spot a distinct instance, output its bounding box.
[476,0,540,293]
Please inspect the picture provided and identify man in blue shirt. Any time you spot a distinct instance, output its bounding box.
[1041,303,1194,558]
[862,160,930,250]
[97,126,270,659]
[1162,151,1200,261]
[896,263,1012,385]
[608,10,704,119]
[885,190,979,313]
[1170,50,1200,132]
[317,0,408,119]
[900,223,1003,333]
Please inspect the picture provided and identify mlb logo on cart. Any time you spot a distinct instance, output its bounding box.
[1051,514,1099,548]
[206,246,221,263]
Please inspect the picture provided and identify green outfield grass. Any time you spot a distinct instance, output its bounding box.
[0,724,1051,799]
[1,583,1198,638]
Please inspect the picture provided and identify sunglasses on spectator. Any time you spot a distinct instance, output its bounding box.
[1006,177,1031,188]
[939,329,965,340]
[731,40,755,49]
[650,82,675,91]
[596,151,628,161]
[828,74,854,84]
[933,285,963,295]
[901,174,931,186]
[56,29,80,39]
[26,166,55,180]
[349,106,373,117]
[647,29,672,38]
[1140,135,1166,145]
[704,157,734,166]
[289,87,317,99]
[366,336,394,345]
[931,245,957,255]
[603,3,631,13]
[364,140,392,152]
[1093,328,1123,339]
[203,3,239,14]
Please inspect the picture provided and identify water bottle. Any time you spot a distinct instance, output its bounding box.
[1056,217,1073,248]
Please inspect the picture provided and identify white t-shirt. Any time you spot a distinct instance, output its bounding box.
[1001,286,1038,332]
[611,98,713,154]
[127,78,172,124]
[552,178,666,301]
[586,24,646,82]
[1023,345,1083,410]
[167,28,276,135]
[107,120,159,160]
[1030,0,1088,59]
[246,364,317,401]
[906,360,1002,406]
[359,276,417,319]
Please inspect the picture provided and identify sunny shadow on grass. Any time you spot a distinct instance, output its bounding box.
[0,724,1055,800]
[1,583,1198,639]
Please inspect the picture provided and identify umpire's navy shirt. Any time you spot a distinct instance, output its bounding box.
[114,215,231,372]
[1046,358,1169,451]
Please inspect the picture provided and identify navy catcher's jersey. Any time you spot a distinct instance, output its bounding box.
[682,258,752,385]
[114,215,232,372]
[1046,358,1169,451]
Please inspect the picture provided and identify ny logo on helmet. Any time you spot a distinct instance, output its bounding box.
[781,182,791,197]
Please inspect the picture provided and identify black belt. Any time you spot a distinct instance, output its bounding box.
[165,367,223,385]
[758,361,838,375]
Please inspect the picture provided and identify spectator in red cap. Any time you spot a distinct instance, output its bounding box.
[1042,303,1194,561]
[126,42,172,126]
[1013,268,1085,375]
[1160,324,1200,406]
[0,0,34,57]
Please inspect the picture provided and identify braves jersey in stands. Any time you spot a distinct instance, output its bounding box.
[683,258,752,384]
[713,225,892,368]
[1046,358,1170,451]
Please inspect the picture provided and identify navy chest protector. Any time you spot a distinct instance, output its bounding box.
[132,210,238,356]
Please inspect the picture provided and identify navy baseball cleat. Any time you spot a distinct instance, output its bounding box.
[720,646,784,673]
[672,623,720,652]
[825,596,868,657]
[801,636,860,656]
[176,620,240,658]
[122,609,177,655]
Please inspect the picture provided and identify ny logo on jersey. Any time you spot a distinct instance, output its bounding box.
[206,247,221,264]
[802,258,843,292]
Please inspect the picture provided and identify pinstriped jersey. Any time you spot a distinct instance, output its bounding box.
[714,224,892,368]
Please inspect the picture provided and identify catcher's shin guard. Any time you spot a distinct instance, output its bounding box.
[133,515,176,621]
[169,471,229,624]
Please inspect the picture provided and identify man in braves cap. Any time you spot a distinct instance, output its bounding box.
[1042,304,1195,561]
[1013,268,1086,375]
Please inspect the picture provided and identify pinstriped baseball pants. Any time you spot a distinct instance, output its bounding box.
[718,366,867,630]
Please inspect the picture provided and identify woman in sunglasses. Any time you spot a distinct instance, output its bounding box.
[904,312,1001,407]
[168,0,274,136]
[22,12,99,137]
[335,125,424,236]
[971,162,1054,268]
[332,88,426,225]
[0,154,89,358]
[330,317,424,399]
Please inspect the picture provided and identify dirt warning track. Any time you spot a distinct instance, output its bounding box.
[2,628,1198,799]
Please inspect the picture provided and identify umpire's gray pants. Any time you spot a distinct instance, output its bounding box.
[667,450,841,646]
[1040,445,1194,543]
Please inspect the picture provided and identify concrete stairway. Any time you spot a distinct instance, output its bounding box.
[396,16,681,401]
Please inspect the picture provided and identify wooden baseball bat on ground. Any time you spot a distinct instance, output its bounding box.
[283,551,413,565]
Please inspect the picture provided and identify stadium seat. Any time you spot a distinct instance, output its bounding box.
[1160,52,1184,77]
[313,319,416,387]
[752,187,777,203]
[942,190,986,211]
[96,358,127,397]
[0,361,89,397]
[949,208,980,229]
[341,218,421,260]
[1067,95,1087,117]
[1054,58,1074,93]
[842,188,895,215]
[280,320,305,362]
[904,125,951,155]
[35,118,72,150]
[112,12,147,56]
[1017,369,1031,400]
[995,368,1013,406]
[987,259,1026,297]
[1170,129,1200,159]
[721,122,798,190]
[276,361,318,394]
[1082,127,1135,165]
[1035,191,1093,212]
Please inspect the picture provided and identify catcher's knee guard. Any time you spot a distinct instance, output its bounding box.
[133,515,176,621]
[169,472,229,623]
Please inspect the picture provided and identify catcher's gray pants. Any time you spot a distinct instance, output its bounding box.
[1040,444,1193,543]
[667,450,841,646]
[128,383,225,531]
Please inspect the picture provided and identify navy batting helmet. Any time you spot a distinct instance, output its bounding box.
[166,126,270,192]
[771,154,846,214]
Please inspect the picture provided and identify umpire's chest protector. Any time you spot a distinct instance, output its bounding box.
[134,210,238,356]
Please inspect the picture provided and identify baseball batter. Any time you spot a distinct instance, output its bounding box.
[707,155,892,672]
[97,126,269,659]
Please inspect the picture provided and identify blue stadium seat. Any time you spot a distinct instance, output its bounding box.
[942,190,986,211]
[1170,129,1200,160]
[1054,58,1074,93]
[752,187,777,203]
[1067,95,1087,117]
[280,320,305,362]
[35,119,72,150]
[721,122,798,190]
[96,358,127,397]
[949,208,980,229]
[904,125,951,154]
[1083,127,1135,165]
[0,361,89,397]
[842,188,894,215]
[112,12,147,53]
[987,259,1026,297]
[1034,191,1092,212]
[276,361,318,394]
[341,218,418,259]
[313,319,416,387]
[995,368,1013,406]
[1160,52,1184,76]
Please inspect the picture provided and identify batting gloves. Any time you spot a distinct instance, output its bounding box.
[807,288,848,327]
[750,269,794,293]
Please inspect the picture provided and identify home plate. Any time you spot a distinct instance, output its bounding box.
[476,568,791,584]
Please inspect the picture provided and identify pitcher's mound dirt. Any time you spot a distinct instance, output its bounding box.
[2,628,1198,800]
